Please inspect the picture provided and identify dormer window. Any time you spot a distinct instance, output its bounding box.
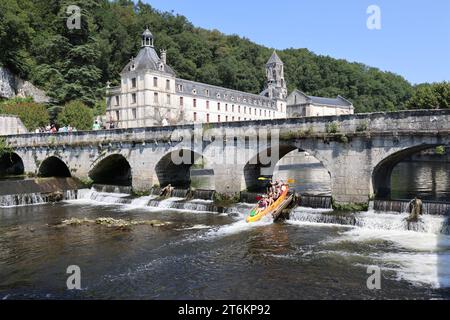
[177,84,184,92]
[192,89,197,95]
[217,93,221,99]
[205,89,210,96]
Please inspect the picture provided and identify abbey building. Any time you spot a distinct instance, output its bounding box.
[106,29,353,128]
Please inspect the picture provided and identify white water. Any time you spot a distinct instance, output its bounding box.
[69,189,221,213]
[0,190,79,208]
[289,208,450,289]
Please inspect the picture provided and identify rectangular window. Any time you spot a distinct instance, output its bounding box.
[193,99,197,108]
[244,107,247,114]
[132,108,137,119]
[153,77,158,87]
[206,101,209,109]
[180,97,184,106]
[232,116,235,121]
[260,110,262,116]
[116,110,120,121]
[264,110,267,117]
[238,106,241,113]
[131,78,137,88]
[217,102,220,111]
[206,114,210,123]
[166,79,170,90]
[167,94,171,104]
[115,96,120,106]
[226,116,228,122]
[225,104,228,112]
[218,115,221,122]
[232,105,235,112]
[193,112,197,122]
[177,84,184,92]
[238,117,241,121]
[154,92,158,103]
[132,93,137,104]
[255,108,257,115]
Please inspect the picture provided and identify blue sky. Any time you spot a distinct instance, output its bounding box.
[144,0,450,85]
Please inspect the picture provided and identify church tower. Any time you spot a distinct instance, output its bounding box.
[265,51,287,100]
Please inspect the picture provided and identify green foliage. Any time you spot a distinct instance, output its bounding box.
[0,99,49,131]
[332,200,369,212]
[1,0,439,113]
[436,146,446,155]
[326,122,340,134]
[406,82,450,110]
[0,138,13,157]
[57,100,94,131]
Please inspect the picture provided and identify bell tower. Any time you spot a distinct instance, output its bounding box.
[142,27,154,47]
[265,51,287,100]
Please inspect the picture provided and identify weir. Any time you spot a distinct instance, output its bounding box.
[374,199,450,216]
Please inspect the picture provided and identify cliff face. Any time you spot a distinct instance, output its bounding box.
[0,67,50,103]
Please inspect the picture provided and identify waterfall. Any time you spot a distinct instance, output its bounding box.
[92,184,133,194]
[0,189,82,208]
[76,188,225,213]
[374,199,450,215]
[289,208,450,235]
[297,195,332,209]
[192,190,215,201]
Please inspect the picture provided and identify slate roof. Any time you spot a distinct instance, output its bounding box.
[175,78,277,109]
[121,47,176,76]
[289,90,353,108]
[266,51,283,65]
[309,95,352,107]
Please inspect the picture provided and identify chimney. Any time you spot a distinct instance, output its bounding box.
[160,49,167,64]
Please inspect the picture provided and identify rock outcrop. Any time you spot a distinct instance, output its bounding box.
[0,67,50,103]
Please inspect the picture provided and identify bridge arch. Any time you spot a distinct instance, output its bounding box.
[0,152,24,177]
[372,144,441,199]
[89,154,132,186]
[155,149,207,189]
[243,143,331,193]
[38,156,71,177]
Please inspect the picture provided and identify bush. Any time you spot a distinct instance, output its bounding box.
[0,99,49,131]
[57,100,94,131]
[326,122,340,134]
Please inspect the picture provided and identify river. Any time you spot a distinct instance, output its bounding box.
[1,160,450,299]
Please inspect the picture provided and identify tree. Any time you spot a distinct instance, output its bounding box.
[57,100,93,130]
[0,98,49,131]
[406,82,450,110]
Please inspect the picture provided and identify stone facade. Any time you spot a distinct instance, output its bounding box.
[105,29,301,128]
[287,89,354,117]
[4,110,450,206]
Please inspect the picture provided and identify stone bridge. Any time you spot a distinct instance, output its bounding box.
[2,110,450,206]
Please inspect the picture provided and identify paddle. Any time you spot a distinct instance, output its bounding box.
[258,177,296,184]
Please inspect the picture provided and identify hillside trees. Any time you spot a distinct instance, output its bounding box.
[1,0,442,114]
